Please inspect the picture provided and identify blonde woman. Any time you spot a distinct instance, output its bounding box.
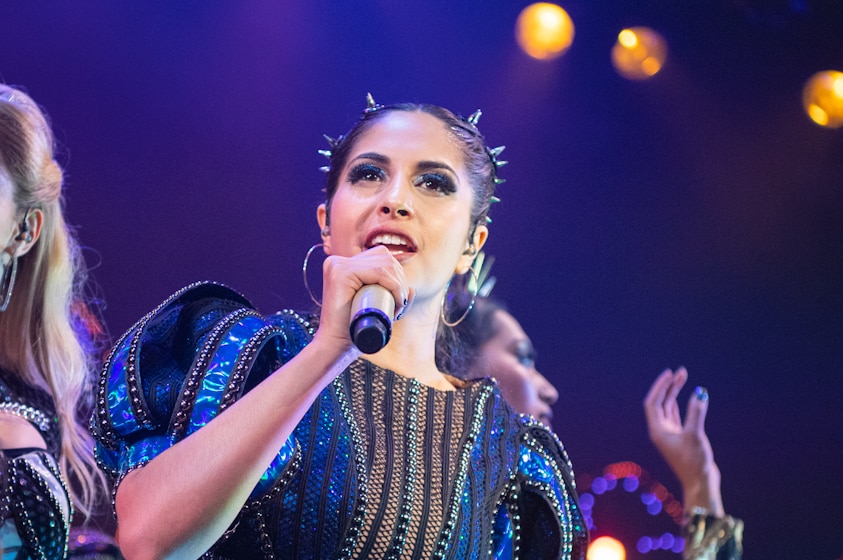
[0,84,107,559]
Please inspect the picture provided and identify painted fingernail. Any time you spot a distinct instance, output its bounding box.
[403,298,408,307]
[694,386,709,401]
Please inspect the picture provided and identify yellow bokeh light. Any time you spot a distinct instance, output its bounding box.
[516,3,575,61]
[802,70,843,128]
[587,536,626,560]
[618,30,638,49]
[611,26,668,81]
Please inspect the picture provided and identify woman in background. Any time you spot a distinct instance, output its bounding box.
[455,291,743,559]
[0,85,109,559]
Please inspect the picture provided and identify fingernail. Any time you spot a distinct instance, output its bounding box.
[694,386,709,401]
[403,298,408,307]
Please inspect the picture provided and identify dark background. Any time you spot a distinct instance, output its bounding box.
[3,1,841,558]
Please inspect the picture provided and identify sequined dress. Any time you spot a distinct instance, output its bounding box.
[0,372,73,559]
[92,283,589,559]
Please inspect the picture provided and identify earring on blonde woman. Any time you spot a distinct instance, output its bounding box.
[0,255,18,312]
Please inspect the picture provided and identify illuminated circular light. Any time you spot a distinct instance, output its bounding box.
[516,3,575,60]
[802,70,843,128]
[646,500,663,515]
[587,536,627,560]
[592,476,608,494]
[611,26,668,80]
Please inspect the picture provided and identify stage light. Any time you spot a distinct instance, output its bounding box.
[802,70,843,128]
[587,536,626,560]
[611,26,668,80]
[516,3,575,60]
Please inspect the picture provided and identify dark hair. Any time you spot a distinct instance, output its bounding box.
[436,296,506,377]
[323,102,499,237]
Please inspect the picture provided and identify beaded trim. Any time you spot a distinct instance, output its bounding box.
[334,373,369,560]
[218,323,285,413]
[384,379,420,559]
[171,308,260,439]
[275,308,317,337]
[519,415,577,488]
[7,451,73,559]
[504,479,523,557]
[0,401,52,432]
[432,382,494,559]
[94,281,217,448]
[518,434,576,558]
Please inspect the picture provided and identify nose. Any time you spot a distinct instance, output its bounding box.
[535,370,559,405]
[379,176,414,218]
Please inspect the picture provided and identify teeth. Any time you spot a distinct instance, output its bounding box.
[371,234,409,247]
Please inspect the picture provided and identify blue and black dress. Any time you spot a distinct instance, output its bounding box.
[93,283,588,559]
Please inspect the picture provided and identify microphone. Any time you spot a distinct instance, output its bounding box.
[349,285,394,354]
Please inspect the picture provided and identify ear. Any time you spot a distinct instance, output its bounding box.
[455,224,488,274]
[316,203,332,255]
[13,208,43,258]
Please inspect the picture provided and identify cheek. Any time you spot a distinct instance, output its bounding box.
[495,365,537,414]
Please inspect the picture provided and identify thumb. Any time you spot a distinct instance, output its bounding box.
[684,386,709,434]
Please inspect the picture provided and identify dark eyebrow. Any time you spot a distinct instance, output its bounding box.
[348,153,457,177]
[416,160,457,175]
[349,152,390,165]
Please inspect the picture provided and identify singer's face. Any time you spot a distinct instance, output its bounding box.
[320,111,487,300]
[467,310,558,428]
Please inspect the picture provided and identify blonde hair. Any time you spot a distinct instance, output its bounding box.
[0,84,105,519]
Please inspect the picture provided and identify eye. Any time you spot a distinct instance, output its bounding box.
[514,342,536,368]
[413,173,456,195]
[347,163,385,184]
[516,352,536,368]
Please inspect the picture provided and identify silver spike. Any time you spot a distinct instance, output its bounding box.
[494,160,508,168]
[494,177,506,185]
[488,145,506,158]
[490,196,501,204]
[467,109,482,126]
[319,166,331,174]
[485,216,493,224]
[323,134,339,148]
[317,149,332,159]
[364,92,383,113]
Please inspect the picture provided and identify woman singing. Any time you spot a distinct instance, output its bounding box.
[94,97,587,559]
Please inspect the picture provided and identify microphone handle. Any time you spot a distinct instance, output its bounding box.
[349,285,394,354]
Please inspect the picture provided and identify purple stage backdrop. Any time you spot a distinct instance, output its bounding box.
[2,2,842,558]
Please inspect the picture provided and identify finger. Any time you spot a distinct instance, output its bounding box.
[664,366,687,404]
[396,287,416,320]
[363,246,411,314]
[684,386,709,435]
[644,368,673,411]
[644,369,674,427]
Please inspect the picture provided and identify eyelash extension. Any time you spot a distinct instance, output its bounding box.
[347,163,385,184]
[413,173,456,195]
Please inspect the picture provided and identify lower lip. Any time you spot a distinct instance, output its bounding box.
[389,249,415,262]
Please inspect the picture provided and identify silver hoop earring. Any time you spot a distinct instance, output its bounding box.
[440,265,479,328]
[0,256,18,313]
[302,243,324,307]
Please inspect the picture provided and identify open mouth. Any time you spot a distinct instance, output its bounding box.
[366,232,417,253]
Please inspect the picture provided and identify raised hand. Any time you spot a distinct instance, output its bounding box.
[644,367,725,516]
